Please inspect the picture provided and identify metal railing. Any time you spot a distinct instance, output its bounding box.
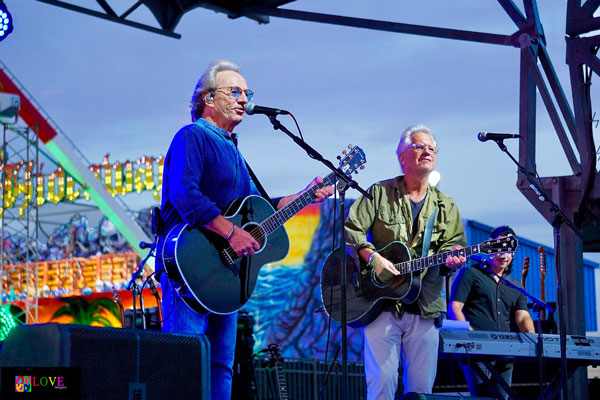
[254,357,366,400]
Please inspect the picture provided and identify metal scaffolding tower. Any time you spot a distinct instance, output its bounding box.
[0,123,40,324]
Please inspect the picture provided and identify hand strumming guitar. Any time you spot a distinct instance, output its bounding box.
[227,224,260,258]
[360,250,399,285]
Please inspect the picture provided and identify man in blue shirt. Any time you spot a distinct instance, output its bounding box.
[158,60,333,400]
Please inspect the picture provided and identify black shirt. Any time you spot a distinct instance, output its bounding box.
[449,264,529,332]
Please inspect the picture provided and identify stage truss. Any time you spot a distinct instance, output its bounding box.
[0,123,40,324]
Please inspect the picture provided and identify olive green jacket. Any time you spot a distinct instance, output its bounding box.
[345,176,467,318]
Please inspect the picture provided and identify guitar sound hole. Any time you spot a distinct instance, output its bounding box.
[243,222,266,252]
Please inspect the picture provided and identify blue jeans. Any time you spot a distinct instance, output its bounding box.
[160,273,237,400]
[461,360,513,400]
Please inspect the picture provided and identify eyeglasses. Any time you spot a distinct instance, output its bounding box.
[408,143,439,154]
[214,86,254,101]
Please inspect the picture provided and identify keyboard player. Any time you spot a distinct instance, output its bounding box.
[448,225,535,399]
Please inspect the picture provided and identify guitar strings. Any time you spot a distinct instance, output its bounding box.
[222,181,327,259]
[221,157,365,259]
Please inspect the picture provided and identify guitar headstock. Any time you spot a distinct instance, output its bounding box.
[480,235,518,255]
[337,144,366,177]
[522,256,530,275]
[538,246,547,278]
[521,256,530,290]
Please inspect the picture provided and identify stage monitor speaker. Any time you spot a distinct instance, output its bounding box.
[0,323,210,400]
[400,393,494,400]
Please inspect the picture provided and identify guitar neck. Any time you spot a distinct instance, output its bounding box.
[540,249,547,319]
[393,244,481,274]
[274,361,288,400]
[260,172,336,236]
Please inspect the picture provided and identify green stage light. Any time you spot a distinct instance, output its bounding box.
[0,303,17,340]
[0,1,14,42]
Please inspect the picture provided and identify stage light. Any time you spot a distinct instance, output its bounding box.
[0,1,14,42]
[0,304,17,341]
[428,170,441,187]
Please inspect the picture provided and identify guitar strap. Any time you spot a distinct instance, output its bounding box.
[232,132,279,208]
[244,160,278,208]
[421,206,438,258]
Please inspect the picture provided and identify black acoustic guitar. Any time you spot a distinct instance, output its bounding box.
[321,235,518,327]
[162,145,366,315]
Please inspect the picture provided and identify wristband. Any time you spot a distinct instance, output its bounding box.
[367,252,377,267]
[226,225,236,240]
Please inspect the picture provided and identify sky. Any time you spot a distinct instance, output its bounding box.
[1,0,599,262]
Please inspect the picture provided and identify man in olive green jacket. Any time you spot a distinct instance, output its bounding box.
[345,124,467,399]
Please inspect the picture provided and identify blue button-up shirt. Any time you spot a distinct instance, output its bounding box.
[160,119,260,233]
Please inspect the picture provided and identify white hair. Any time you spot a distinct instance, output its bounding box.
[396,124,437,157]
[190,60,241,122]
[396,124,437,172]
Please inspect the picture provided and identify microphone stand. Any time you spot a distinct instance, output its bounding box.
[127,243,155,330]
[491,139,582,400]
[267,116,372,400]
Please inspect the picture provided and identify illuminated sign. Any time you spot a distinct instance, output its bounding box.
[0,154,164,216]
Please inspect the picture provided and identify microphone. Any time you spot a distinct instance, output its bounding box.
[477,131,520,142]
[244,102,290,116]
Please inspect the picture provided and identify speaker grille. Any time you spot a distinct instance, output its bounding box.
[1,324,209,400]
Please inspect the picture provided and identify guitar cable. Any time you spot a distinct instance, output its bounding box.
[141,271,175,325]
[138,231,176,326]
[454,343,473,398]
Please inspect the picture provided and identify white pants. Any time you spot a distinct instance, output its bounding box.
[363,311,439,400]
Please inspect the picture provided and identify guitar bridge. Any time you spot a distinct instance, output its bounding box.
[219,249,239,275]
[351,272,362,294]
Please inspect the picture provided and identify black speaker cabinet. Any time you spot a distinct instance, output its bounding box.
[0,323,210,400]
[400,393,493,400]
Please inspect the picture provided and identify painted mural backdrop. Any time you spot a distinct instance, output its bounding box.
[243,198,364,362]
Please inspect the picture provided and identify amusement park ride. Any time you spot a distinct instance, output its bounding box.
[0,60,154,327]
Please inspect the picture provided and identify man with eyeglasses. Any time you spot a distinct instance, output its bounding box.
[448,225,535,399]
[157,60,333,400]
[345,124,467,399]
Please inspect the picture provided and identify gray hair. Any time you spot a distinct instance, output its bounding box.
[190,60,241,122]
[395,124,437,157]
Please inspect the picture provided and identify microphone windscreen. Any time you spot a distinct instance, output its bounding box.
[244,103,256,115]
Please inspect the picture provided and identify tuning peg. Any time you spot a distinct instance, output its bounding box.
[342,150,348,155]
[336,155,342,160]
[348,144,353,149]
[360,165,365,170]
[354,170,359,174]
